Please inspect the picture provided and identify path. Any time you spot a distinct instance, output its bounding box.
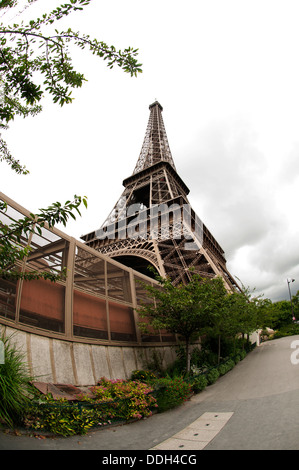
[1,335,299,450]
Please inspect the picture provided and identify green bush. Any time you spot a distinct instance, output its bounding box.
[91,377,157,421]
[232,349,246,364]
[191,345,218,369]
[225,359,235,372]
[206,368,219,385]
[0,333,33,427]
[239,350,247,360]
[217,358,234,377]
[190,374,207,393]
[234,354,241,364]
[273,323,299,339]
[25,398,101,436]
[218,362,228,376]
[152,376,192,413]
[130,369,157,382]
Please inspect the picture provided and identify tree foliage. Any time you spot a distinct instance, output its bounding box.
[0,0,142,172]
[137,271,266,371]
[137,272,229,372]
[259,298,294,330]
[292,290,299,321]
[0,195,87,281]
[0,0,142,281]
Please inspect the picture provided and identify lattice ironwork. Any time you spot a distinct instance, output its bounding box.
[81,101,240,293]
[133,101,176,174]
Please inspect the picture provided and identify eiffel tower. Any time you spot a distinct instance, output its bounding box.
[81,101,239,292]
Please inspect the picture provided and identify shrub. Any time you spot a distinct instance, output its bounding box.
[239,350,247,360]
[234,354,241,364]
[130,370,157,382]
[206,368,219,385]
[0,333,33,427]
[273,323,299,339]
[225,359,235,372]
[218,363,228,376]
[91,377,157,422]
[25,398,100,436]
[190,374,207,394]
[25,377,157,436]
[152,376,192,413]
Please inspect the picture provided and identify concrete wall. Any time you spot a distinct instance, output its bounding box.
[0,324,177,386]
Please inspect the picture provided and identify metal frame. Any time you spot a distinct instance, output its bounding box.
[0,192,174,347]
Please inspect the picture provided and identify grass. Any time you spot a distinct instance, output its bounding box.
[0,332,33,427]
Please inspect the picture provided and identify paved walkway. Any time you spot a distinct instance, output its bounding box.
[1,335,299,450]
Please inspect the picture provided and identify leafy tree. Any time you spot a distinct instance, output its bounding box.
[137,271,227,373]
[138,269,267,371]
[0,0,142,280]
[0,0,142,172]
[200,277,230,363]
[202,283,261,362]
[260,299,293,330]
[224,290,260,350]
[0,195,87,281]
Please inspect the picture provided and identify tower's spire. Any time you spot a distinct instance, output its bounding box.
[133,101,176,174]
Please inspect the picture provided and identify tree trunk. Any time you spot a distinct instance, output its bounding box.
[186,337,190,373]
[218,334,221,364]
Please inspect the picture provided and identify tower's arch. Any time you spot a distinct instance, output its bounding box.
[111,254,159,279]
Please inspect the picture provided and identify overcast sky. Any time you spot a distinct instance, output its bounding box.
[1,0,299,302]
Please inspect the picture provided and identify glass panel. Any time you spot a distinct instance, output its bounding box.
[30,226,61,248]
[161,333,176,342]
[141,334,161,343]
[19,279,65,333]
[0,203,26,224]
[134,276,154,305]
[73,248,106,297]
[106,263,132,303]
[138,314,161,343]
[0,202,30,250]
[0,277,17,321]
[26,229,67,278]
[109,301,136,342]
[73,289,108,340]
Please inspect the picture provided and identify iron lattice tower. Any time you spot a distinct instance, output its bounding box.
[81,101,239,291]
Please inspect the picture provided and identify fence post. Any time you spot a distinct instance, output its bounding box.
[0,340,4,364]
[65,237,76,339]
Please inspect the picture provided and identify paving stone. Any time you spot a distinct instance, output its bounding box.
[151,411,234,450]
[173,427,219,441]
[152,438,208,450]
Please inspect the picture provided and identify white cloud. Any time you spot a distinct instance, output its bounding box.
[1,0,299,301]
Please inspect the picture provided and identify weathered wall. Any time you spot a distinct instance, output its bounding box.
[0,325,177,385]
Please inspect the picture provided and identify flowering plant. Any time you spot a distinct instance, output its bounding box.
[130,369,157,382]
[24,377,157,436]
[88,377,157,421]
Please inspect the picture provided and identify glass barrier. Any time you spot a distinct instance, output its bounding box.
[0,192,176,345]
